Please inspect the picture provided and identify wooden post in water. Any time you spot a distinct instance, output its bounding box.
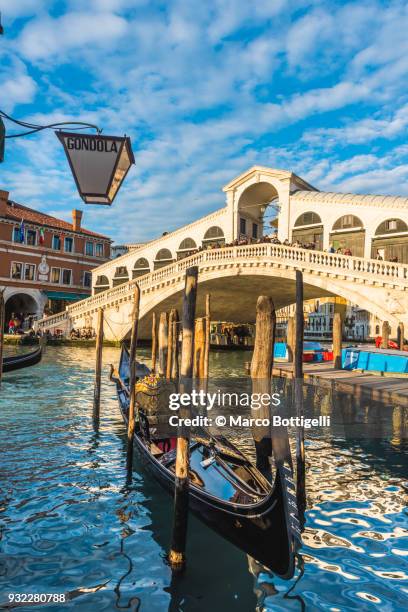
[166,309,175,380]
[151,312,157,373]
[193,318,206,381]
[126,286,140,479]
[294,272,304,379]
[0,290,4,389]
[169,266,198,572]
[203,294,211,384]
[333,312,343,369]
[171,309,179,381]
[287,316,295,363]
[93,307,104,420]
[398,322,405,351]
[250,295,276,478]
[381,321,390,349]
[294,270,306,529]
[158,312,168,376]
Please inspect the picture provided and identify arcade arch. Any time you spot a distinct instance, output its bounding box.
[133,258,150,278]
[4,293,39,330]
[237,182,279,239]
[202,226,225,247]
[154,248,174,270]
[330,215,365,257]
[177,238,197,260]
[292,212,323,250]
[112,266,129,287]
[372,218,408,262]
[94,275,110,294]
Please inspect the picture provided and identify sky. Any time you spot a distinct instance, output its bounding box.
[0,0,407,244]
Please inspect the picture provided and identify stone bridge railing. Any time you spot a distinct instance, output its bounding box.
[35,244,408,331]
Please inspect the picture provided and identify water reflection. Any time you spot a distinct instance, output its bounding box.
[0,346,406,611]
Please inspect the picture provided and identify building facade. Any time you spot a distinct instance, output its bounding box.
[0,189,111,326]
[89,166,408,293]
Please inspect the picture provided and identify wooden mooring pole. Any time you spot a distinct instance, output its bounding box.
[93,307,104,420]
[333,312,343,369]
[0,290,4,389]
[287,316,295,363]
[250,295,276,479]
[166,309,175,380]
[158,312,168,376]
[398,322,405,351]
[381,321,390,349]
[193,318,206,381]
[151,312,157,373]
[169,266,198,572]
[126,286,141,479]
[170,309,179,381]
[203,295,211,389]
[294,270,306,528]
[294,272,303,380]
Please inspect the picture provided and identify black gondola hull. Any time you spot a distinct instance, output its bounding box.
[139,443,294,577]
[2,346,43,373]
[114,350,298,578]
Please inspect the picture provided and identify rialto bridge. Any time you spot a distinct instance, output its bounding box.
[35,166,408,340]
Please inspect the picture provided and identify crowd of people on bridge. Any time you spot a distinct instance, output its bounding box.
[197,232,318,252]
[197,233,400,262]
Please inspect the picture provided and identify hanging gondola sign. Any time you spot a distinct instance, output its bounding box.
[56,132,135,205]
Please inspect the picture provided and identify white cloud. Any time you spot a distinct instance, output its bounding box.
[0,58,37,111]
[1,0,408,243]
[18,12,128,61]
[303,104,408,148]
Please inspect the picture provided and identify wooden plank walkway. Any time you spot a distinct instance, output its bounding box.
[272,361,408,407]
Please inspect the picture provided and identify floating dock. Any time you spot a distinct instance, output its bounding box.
[272,361,408,407]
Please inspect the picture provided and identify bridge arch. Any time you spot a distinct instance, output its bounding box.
[237,182,279,239]
[118,263,404,341]
[133,257,150,278]
[202,226,225,247]
[154,248,174,270]
[94,274,110,294]
[292,212,323,249]
[177,237,197,259]
[330,215,365,257]
[112,266,129,287]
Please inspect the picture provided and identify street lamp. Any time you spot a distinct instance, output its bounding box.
[56,131,135,205]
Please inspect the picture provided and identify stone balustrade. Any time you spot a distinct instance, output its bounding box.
[35,244,408,331]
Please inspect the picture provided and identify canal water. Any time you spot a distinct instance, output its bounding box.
[0,346,407,611]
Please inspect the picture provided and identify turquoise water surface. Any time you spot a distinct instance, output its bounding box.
[0,346,407,611]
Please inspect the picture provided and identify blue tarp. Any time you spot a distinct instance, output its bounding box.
[274,342,288,359]
[342,347,408,373]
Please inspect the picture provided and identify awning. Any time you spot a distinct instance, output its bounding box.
[44,291,89,301]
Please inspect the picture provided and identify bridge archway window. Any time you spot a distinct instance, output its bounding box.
[237,182,279,238]
[133,258,150,278]
[177,238,197,260]
[112,266,129,287]
[154,248,174,270]
[292,212,323,250]
[330,215,365,257]
[94,274,110,294]
[202,226,225,248]
[372,218,408,263]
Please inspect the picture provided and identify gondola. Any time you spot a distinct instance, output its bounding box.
[111,344,301,579]
[2,345,43,373]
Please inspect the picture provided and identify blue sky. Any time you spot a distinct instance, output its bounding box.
[1,0,407,244]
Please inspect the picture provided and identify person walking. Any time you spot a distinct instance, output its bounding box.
[8,315,15,334]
